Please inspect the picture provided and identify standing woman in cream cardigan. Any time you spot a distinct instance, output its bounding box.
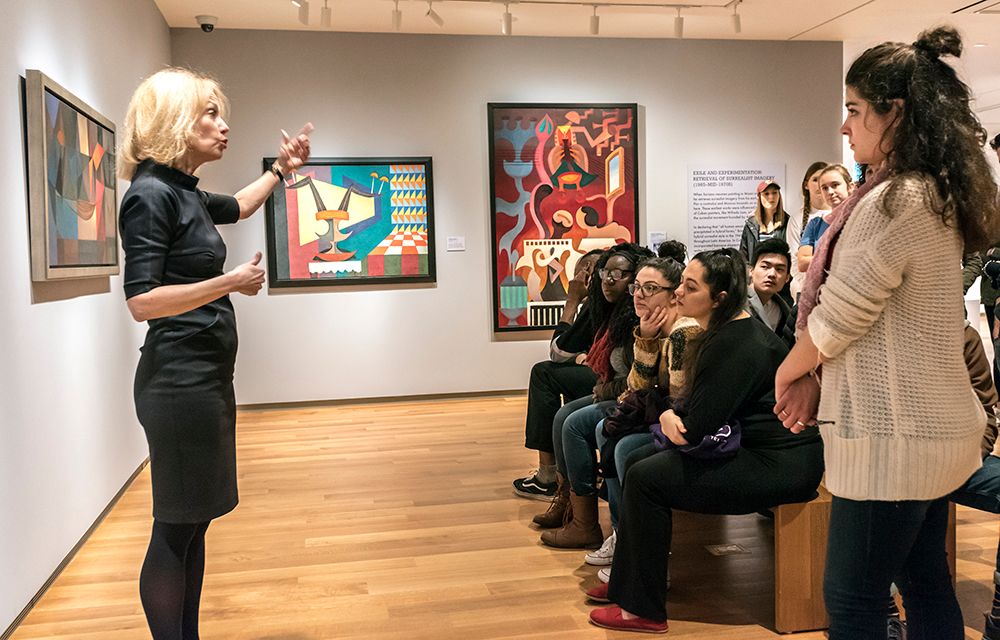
[775,27,1000,639]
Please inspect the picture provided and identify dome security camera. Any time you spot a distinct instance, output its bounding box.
[196,15,218,33]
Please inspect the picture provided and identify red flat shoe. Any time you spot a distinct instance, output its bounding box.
[589,605,668,634]
[585,582,610,603]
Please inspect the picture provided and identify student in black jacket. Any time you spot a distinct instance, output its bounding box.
[512,249,604,500]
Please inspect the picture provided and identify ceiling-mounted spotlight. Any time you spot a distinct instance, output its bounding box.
[589,5,600,36]
[392,0,402,30]
[295,0,310,25]
[291,0,301,5]
[730,0,741,34]
[673,7,684,39]
[501,3,513,36]
[321,0,331,28]
[426,1,444,27]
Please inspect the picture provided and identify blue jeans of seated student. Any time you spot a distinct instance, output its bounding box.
[560,400,616,496]
[824,496,963,640]
[553,395,594,479]
[951,455,1000,514]
[595,422,652,529]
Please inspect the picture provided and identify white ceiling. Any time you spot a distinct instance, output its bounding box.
[153,0,1000,127]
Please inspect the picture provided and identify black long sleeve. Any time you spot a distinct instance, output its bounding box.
[681,318,819,449]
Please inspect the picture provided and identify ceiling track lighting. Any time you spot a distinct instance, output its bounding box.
[321,0,331,28]
[294,0,310,25]
[392,0,402,30]
[360,1,745,38]
[426,1,445,27]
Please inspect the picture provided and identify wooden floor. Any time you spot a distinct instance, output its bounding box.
[9,394,1000,639]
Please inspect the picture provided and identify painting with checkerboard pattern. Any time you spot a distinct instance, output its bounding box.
[264,157,436,288]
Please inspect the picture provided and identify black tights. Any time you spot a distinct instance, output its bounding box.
[139,520,211,640]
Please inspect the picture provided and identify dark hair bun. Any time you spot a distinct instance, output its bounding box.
[914,26,962,59]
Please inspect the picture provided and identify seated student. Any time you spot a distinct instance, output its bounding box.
[541,256,697,550]
[533,243,653,530]
[657,239,688,263]
[747,238,795,346]
[948,322,1000,639]
[586,257,701,568]
[513,249,605,500]
[585,249,824,633]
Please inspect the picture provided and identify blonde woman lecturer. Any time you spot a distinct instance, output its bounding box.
[118,68,311,639]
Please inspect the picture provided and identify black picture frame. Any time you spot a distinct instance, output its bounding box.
[263,156,436,289]
[487,103,640,332]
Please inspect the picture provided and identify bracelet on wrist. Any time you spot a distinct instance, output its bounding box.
[269,162,286,181]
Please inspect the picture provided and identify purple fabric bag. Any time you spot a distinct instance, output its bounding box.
[650,418,742,459]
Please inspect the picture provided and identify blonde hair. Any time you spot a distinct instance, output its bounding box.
[118,68,229,180]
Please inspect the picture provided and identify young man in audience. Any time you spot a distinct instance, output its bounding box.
[513,249,605,500]
[747,238,795,347]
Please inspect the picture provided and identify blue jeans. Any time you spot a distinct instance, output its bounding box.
[951,455,1000,514]
[560,401,615,496]
[552,395,594,478]
[595,422,652,529]
[824,496,963,640]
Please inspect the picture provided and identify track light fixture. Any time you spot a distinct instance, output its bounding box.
[392,0,403,30]
[673,7,683,39]
[321,0,331,28]
[293,0,309,25]
[501,3,513,36]
[730,0,741,33]
[589,5,599,36]
[426,1,445,27]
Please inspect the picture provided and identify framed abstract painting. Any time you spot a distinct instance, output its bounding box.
[263,157,436,288]
[487,103,639,331]
[25,70,119,281]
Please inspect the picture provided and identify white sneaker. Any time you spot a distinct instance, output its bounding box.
[585,530,616,566]
[598,566,611,583]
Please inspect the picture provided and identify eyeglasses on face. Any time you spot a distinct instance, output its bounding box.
[598,268,634,282]
[628,282,676,297]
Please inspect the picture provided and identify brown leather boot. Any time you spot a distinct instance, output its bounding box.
[532,473,570,528]
[540,491,603,549]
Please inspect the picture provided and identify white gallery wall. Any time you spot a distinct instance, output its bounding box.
[0,0,170,632]
[171,29,844,405]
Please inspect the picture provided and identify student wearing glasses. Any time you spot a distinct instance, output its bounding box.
[531,243,653,541]
[584,256,702,572]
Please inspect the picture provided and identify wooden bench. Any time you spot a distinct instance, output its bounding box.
[772,485,957,633]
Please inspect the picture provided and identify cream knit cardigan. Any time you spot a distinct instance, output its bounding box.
[807,174,985,501]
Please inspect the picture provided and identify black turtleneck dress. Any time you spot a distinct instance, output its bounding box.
[119,159,242,523]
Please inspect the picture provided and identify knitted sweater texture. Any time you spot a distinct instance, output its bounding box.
[807,174,985,501]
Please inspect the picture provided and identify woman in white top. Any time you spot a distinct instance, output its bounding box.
[775,26,1000,639]
[788,162,829,298]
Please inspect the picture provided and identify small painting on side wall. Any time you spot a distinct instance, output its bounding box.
[24,70,119,281]
[264,157,436,288]
[487,103,640,331]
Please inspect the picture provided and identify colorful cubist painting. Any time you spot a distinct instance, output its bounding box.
[487,103,639,331]
[25,70,118,281]
[264,158,436,288]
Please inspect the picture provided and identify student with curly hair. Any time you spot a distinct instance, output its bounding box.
[776,26,1000,639]
[531,243,653,542]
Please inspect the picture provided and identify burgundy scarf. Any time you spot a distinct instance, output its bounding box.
[587,327,614,383]
[796,170,889,332]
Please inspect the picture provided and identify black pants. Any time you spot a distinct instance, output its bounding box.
[824,497,962,640]
[523,360,597,453]
[608,442,824,621]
